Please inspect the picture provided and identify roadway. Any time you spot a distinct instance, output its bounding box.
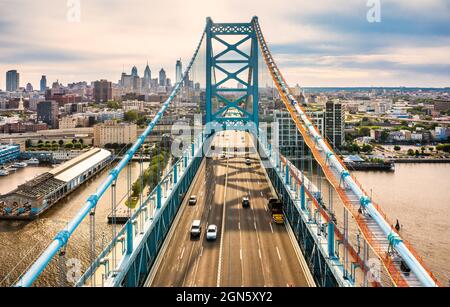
[146,130,312,287]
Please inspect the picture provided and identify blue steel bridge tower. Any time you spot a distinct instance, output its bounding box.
[205,17,259,130]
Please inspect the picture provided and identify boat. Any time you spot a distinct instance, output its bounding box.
[0,170,9,176]
[12,162,28,168]
[24,158,39,165]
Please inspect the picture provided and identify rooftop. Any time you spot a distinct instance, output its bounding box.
[50,148,111,183]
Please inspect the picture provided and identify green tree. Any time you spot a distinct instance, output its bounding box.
[58,140,64,147]
[436,144,450,153]
[394,145,401,151]
[407,149,415,156]
[65,142,74,149]
[124,110,139,123]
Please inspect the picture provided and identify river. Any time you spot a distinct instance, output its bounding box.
[0,162,448,286]
[0,162,147,287]
[353,163,450,286]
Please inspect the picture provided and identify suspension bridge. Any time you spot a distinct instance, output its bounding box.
[12,17,439,287]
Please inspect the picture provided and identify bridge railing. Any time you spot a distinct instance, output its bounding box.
[14,29,207,287]
[77,135,205,287]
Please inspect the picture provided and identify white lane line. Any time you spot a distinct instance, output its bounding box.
[254,221,257,230]
[269,223,274,234]
[240,249,242,260]
[180,247,185,260]
[217,157,229,287]
[260,191,264,197]
[276,246,282,261]
[238,222,240,230]
[200,246,203,257]
[258,249,262,259]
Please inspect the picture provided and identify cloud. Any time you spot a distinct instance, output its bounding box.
[0,0,449,88]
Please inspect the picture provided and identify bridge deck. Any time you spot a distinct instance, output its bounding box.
[146,131,312,287]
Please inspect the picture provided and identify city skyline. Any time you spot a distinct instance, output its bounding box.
[0,0,449,89]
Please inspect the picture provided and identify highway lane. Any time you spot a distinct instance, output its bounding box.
[147,131,311,287]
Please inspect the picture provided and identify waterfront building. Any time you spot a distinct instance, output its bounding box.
[0,148,112,219]
[93,120,137,147]
[0,144,20,165]
[274,109,325,162]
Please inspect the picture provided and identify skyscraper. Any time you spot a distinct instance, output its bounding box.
[37,100,59,128]
[40,75,47,92]
[144,63,151,80]
[325,101,345,149]
[6,70,20,92]
[175,59,182,84]
[93,80,112,103]
[131,66,138,77]
[159,68,166,86]
[143,62,151,91]
[26,83,33,92]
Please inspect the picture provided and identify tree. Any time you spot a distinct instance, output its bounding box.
[436,144,450,153]
[79,138,84,145]
[124,110,139,123]
[74,143,82,149]
[65,142,74,149]
[394,145,401,151]
[359,127,371,137]
[25,139,32,148]
[361,144,373,153]
[407,149,415,156]
[59,140,64,147]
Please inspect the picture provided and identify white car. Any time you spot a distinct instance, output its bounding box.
[206,224,218,241]
[190,220,202,238]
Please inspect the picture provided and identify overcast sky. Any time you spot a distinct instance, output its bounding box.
[0,0,449,89]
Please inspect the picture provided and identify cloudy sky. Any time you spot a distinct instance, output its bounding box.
[0,0,449,88]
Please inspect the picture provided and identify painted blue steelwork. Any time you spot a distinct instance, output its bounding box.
[76,142,203,286]
[256,132,351,287]
[205,18,259,128]
[15,29,206,287]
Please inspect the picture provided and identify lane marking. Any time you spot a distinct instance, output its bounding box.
[240,249,242,260]
[276,246,282,261]
[258,249,262,259]
[217,156,229,287]
[269,223,274,233]
[254,221,257,230]
[238,222,240,230]
[180,247,185,260]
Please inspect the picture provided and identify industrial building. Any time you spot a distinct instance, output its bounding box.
[0,144,20,165]
[0,148,111,219]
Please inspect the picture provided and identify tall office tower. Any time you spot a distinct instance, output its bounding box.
[40,75,47,92]
[6,70,20,92]
[142,62,151,91]
[93,79,112,103]
[37,100,59,128]
[175,59,182,84]
[325,101,345,149]
[159,68,166,86]
[26,83,33,92]
[131,66,138,77]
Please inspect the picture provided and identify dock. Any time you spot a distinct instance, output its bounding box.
[0,148,112,220]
